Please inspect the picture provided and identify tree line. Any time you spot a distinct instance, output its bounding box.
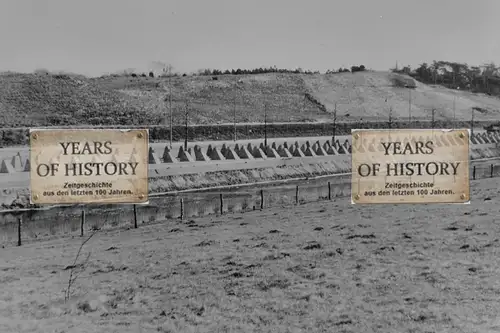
[198,66,320,76]
[115,63,368,78]
[394,61,500,94]
[197,65,367,76]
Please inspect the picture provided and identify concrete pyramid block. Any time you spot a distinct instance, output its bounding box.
[23,158,30,172]
[252,147,268,159]
[487,134,497,143]
[194,145,210,161]
[277,145,293,158]
[237,146,255,159]
[327,145,339,155]
[11,153,23,171]
[0,159,15,173]
[304,146,317,157]
[149,147,161,164]
[207,145,214,157]
[178,148,195,162]
[209,147,226,161]
[265,146,279,158]
[163,151,177,163]
[337,144,349,154]
[315,144,328,156]
[482,133,491,143]
[177,146,185,159]
[225,147,241,160]
[291,146,306,157]
[163,146,176,163]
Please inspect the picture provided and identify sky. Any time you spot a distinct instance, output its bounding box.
[0,0,499,77]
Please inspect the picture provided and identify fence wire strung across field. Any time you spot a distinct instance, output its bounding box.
[0,161,499,247]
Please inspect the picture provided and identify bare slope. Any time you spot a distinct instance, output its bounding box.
[303,71,500,122]
[1,71,500,128]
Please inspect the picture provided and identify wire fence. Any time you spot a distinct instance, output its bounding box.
[1,162,499,247]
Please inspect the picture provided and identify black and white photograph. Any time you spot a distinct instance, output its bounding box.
[1,0,500,332]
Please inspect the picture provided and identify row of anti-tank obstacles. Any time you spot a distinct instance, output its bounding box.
[1,131,499,173]
[150,139,352,163]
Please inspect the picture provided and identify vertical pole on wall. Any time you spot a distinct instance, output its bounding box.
[180,198,184,220]
[328,182,332,200]
[295,185,299,205]
[80,210,85,237]
[220,193,224,214]
[133,205,138,229]
[17,217,22,247]
[260,189,264,210]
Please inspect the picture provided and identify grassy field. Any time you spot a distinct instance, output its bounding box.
[2,71,500,129]
[2,176,500,332]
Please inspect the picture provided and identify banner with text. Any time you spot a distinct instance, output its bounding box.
[351,129,470,204]
[30,129,149,205]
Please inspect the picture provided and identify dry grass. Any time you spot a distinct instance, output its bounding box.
[303,71,500,122]
[2,71,500,128]
[1,177,500,332]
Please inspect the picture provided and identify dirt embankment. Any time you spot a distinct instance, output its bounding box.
[0,161,350,210]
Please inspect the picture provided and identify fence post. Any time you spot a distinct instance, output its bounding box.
[17,217,22,247]
[220,193,224,214]
[80,210,85,237]
[473,165,476,180]
[491,164,494,178]
[328,182,331,200]
[133,204,138,229]
[295,185,299,205]
[180,198,184,220]
[260,189,264,210]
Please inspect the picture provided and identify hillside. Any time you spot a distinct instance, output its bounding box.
[1,71,500,128]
